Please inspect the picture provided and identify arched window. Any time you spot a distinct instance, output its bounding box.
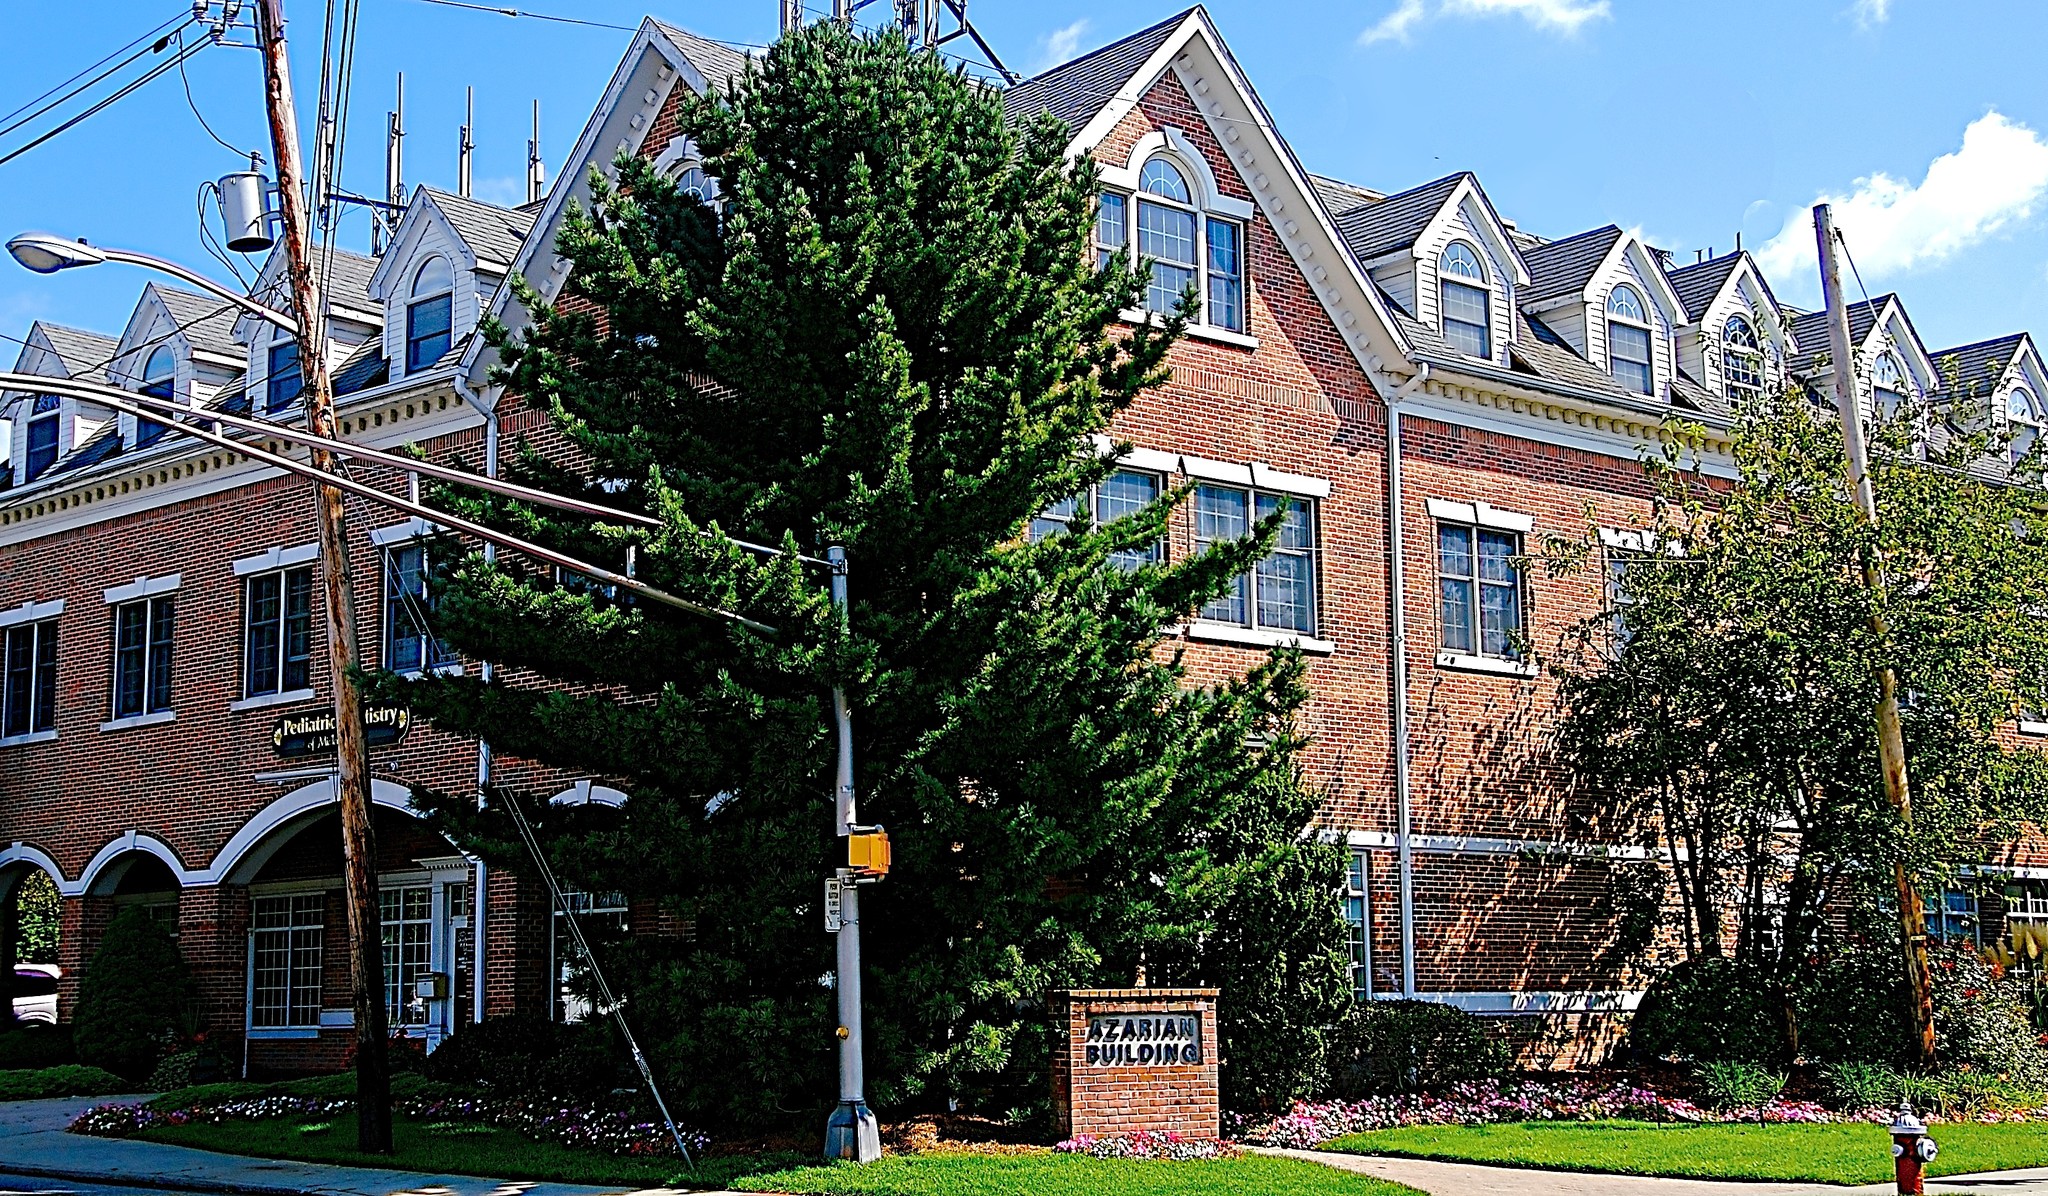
[1438,241,1490,358]
[136,344,177,448]
[266,329,302,414]
[1873,352,1908,421]
[1100,152,1246,333]
[1722,313,1763,399]
[665,158,720,204]
[2009,388,2042,466]
[1607,285,1653,395]
[406,256,454,374]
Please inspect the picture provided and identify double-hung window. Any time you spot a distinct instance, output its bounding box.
[1194,485,1317,635]
[1439,241,1491,358]
[384,541,455,673]
[110,596,174,720]
[266,336,303,413]
[1,619,58,738]
[381,885,433,1027]
[245,567,314,698]
[1873,352,1909,421]
[251,893,324,1029]
[1028,469,1164,571]
[137,345,175,449]
[1101,154,1248,334]
[406,257,454,374]
[1722,314,1763,400]
[1438,520,1523,660]
[24,395,60,482]
[1343,853,1371,1001]
[1607,285,1653,395]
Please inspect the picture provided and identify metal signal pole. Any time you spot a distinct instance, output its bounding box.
[824,545,882,1163]
[1814,202,1937,1069]
[254,0,393,1150]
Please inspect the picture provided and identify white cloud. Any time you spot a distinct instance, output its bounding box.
[1362,0,1608,44]
[1756,111,2048,300]
[1033,19,1089,73]
[1852,0,1892,26]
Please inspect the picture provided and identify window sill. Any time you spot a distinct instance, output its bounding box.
[2022,720,2048,737]
[245,1027,320,1040]
[0,729,57,748]
[1186,621,1335,655]
[392,663,464,679]
[229,688,318,713]
[1119,308,1259,350]
[100,710,176,733]
[1435,651,1538,679]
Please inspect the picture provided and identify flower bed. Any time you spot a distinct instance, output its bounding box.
[1054,1130,1239,1160]
[1225,1078,2032,1151]
[69,1091,709,1159]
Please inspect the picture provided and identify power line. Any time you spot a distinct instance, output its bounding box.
[176,25,257,159]
[402,0,640,32]
[0,7,191,134]
[0,32,210,170]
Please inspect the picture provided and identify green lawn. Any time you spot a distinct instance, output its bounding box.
[139,1106,1417,1194]
[1325,1119,2048,1185]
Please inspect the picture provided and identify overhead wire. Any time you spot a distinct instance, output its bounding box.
[0,32,211,170]
[175,25,256,159]
[0,7,193,138]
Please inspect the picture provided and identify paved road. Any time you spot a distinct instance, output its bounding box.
[1275,1148,2048,1195]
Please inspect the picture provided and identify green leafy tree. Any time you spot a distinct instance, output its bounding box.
[1546,383,2048,1061]
[382,23,1349,1124]
[15,870,59,965]
[72,908,190,1081]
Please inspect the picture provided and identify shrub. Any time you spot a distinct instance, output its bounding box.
[1925,940,2048,1086]
[72,909,192,1082]
[1820,1061,1904,1110]
[0,1064,127,1101]
[423,1015,627,1099]
[1796,947,1909,1065]
[1631,956,1786,1065]
[1323,1000,1510,1097]
[1694,1060,1786,1112]
[0,1023,74,1070]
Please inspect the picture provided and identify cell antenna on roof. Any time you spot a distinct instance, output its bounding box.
[1736,231,1743,253]
[526,99,545,205]
[782,0,804,34]
[458,86,475,199]
[375,72,405,256]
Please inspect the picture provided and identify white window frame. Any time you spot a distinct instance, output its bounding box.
[1097,129,1258,347]
[1028,467,1167,570]
[1607,285,1654,396]
[1190,481,1321,643]
[2006,388,2041,467]
[1722,313,1764,400]
[1430,498,1534,676]
[105,584,177,729]
[248,890,325,1037]
[1438,240,1491,359]
[378,530,460,677]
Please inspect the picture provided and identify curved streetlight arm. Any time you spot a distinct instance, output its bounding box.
[97,245,298,335]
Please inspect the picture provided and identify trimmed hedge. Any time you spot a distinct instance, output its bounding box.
[423,1015,629,1099]
[72,909,192,1082]
[1324,1000,1511,1096]
[0,1064,127,1101]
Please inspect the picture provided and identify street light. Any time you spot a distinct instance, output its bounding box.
[6,232,297,334]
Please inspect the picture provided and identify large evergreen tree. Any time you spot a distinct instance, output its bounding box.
[383,24,1348,1125]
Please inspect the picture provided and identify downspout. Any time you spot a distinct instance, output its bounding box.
[473,404,499,1026]
[1387,364,1430,999]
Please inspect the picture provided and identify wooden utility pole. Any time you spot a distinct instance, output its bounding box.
[254,0,392,1150]
[1814,202,1937,1070]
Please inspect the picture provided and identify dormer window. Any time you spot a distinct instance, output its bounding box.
[1102,153,1248,335]
[1873,352,1908,421]
[1723,314,1763,400]
[2009,388,2042,466]
[1607,285,1652,395]
[136,345,175,448]
[405,256,454,374]
[1439,241,1490,358]
[24,394,59,481]
[266,331,302,414]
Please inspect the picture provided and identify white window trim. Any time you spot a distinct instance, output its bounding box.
[0,729,57,748]
[228,687,317,713]
[100,710,176,734]
[233,542,320,577]
[1435,650,1539,679]
[0,598,63,629]
[1100,127,1256,342]
[102,573,182,606]
[1186,620,1334,655]
[2021,719,2048,737]
[370,517,446,547]
[1426,497,1533,534]
[1116,306,1262,350]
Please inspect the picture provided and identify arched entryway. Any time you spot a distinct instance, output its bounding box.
[0,851,64,1026]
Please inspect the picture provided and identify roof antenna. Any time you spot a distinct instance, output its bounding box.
[782,0,803,33]
[376,72,404,255]
[458,85,474,199]
[526,99,545,205]
[1735,231,1743,253]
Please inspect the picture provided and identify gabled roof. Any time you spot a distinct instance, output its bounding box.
[649,19,751,91]
[1929,332,2027,399]
[419,189,538,270]
[1331,172,1468,263]
[150,285,243,360]
[34,324,118,377]
[1309,174,1382,217]
[1002,8,1192,133]
[1787,296,1889,375]
[1666,253,1744,323]
[1521,225,1625,304]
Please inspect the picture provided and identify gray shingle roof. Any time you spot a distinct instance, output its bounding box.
[152,286,244,358]
[1309,174,1382,218]
[333,339,390,396]
[651,19,752,91]
[1521,225,1623,305]
[1331,173,1468,263]
[47,423,123,477]
[1928,333,2025,400]
[1002,8,1191,132]
[35,323,118,377]
[422,188,539,268]
[1666,253,1742,323]
[320,248,381,311]
[1787,296,1889,375]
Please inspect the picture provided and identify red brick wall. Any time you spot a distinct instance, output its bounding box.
[1052,989,1220,1139]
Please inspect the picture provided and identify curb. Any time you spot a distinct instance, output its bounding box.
[0,1157,328,1196]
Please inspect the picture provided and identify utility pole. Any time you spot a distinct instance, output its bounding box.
[1814,202,1937,1070]
[254,0,393,1151]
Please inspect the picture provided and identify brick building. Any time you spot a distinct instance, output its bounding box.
[1,8,2044,1072]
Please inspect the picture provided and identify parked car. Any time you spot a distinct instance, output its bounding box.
[12,964,58,1024]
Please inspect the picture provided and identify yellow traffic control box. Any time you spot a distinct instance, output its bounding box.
[848,831,891,876]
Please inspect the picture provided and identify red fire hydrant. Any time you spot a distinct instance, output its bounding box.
[1890,1100,1938,1195]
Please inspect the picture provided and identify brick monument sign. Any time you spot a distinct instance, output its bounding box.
[1051,988,1220,1139]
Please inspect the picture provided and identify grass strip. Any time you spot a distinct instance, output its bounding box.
[1324,1119,2048,1186]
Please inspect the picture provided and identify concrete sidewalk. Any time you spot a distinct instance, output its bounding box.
[1273,1147,2048,1195]
[0,1095,712,1196]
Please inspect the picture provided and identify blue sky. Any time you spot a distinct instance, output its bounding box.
[2,0,2046,359]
